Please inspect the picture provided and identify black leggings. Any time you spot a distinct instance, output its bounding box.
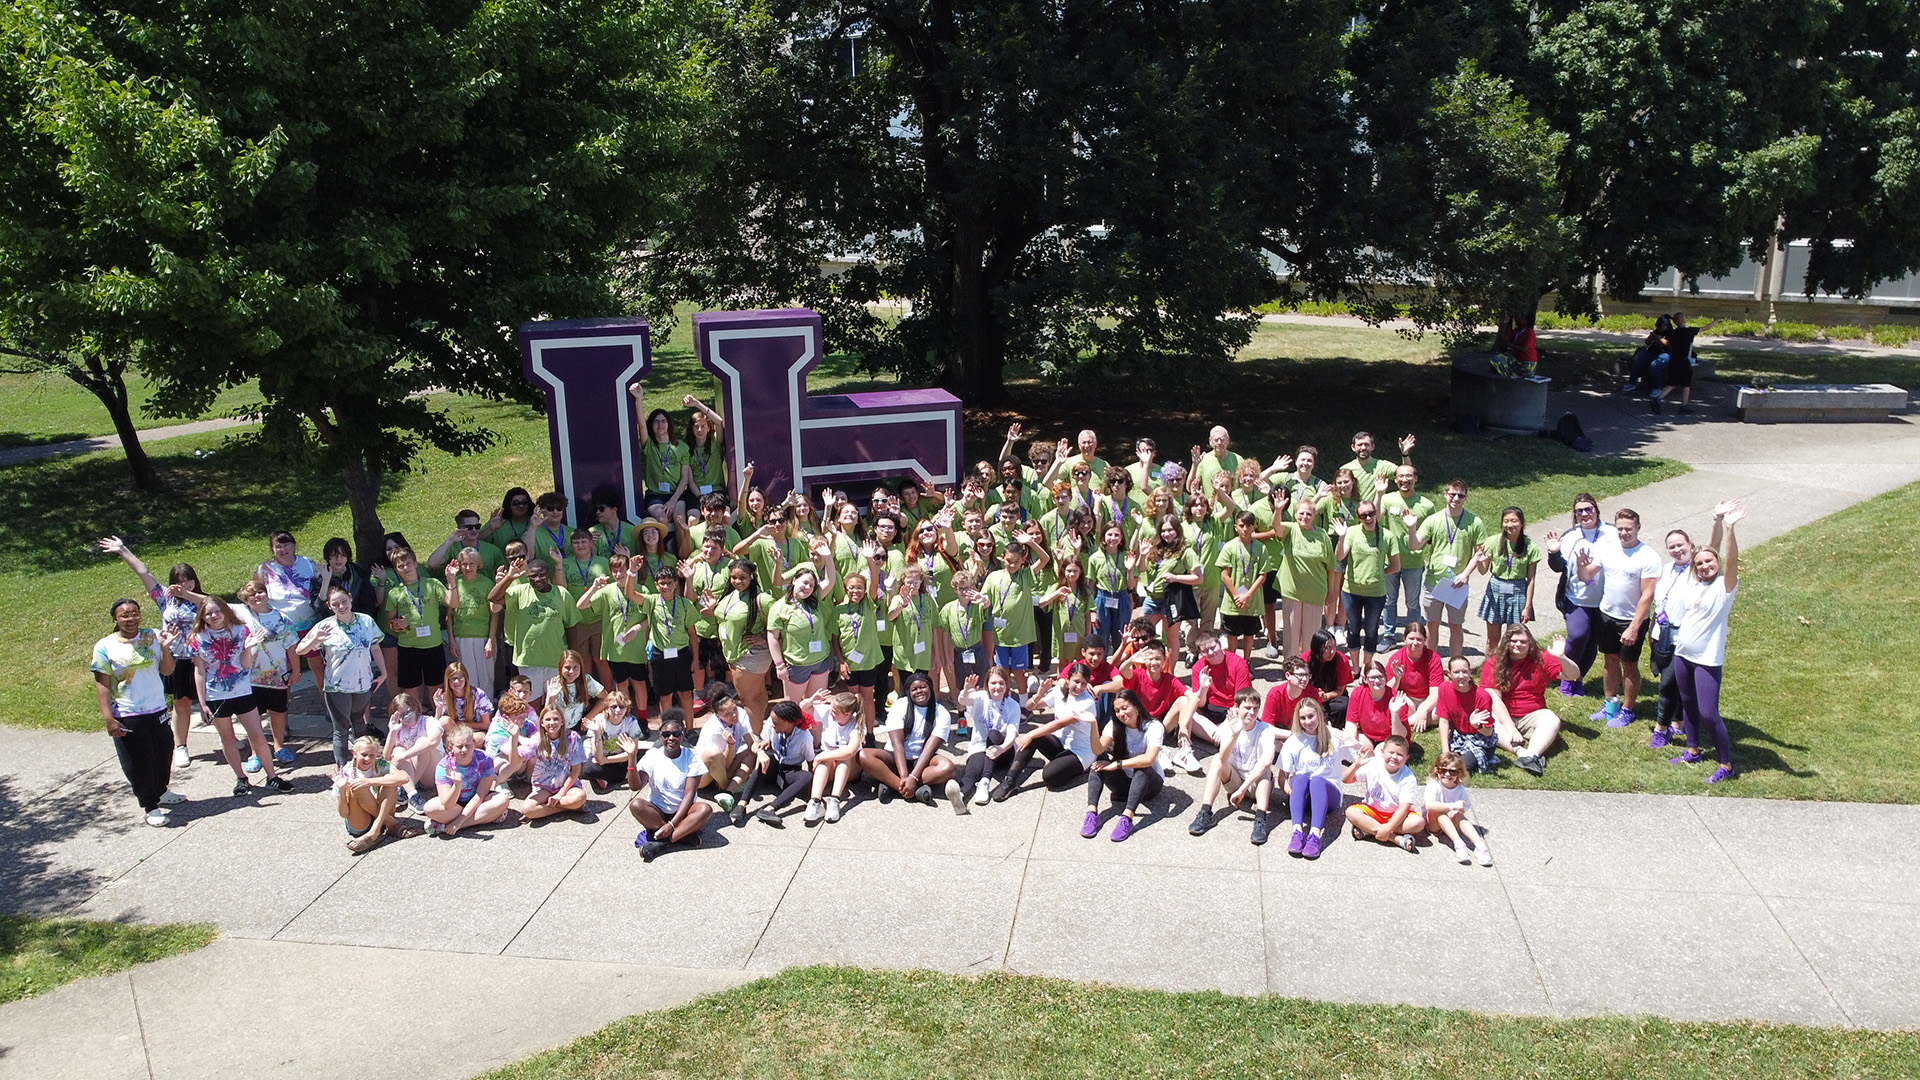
[960,750,1015,799]
[1034,608,1054,673]
[580,760,630,790]
[113,711,174,811]
[1005,732,1089,793]
[742,759,811,811]
[1088,766,1163,814]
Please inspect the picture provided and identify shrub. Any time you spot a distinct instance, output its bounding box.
[1871,324,1920,348]
[1595,313,1658,333]
[1821,324,1868,340]
[1769,321,1820,342]
[1716,320,1766,337]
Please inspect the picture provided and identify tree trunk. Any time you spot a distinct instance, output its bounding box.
[87,364,159,491]
[945,219,1009,405]
[341,456,386,570]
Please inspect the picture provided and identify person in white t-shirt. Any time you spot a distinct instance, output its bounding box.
[628,712,711,862]
[737,699,817,826]
[1277,696,1356,860]
[1423,750,1490,866]
[806,690,864,824]
[1081,688,1165,842]
[1344,734,1425,851]
[952,668,1032,811]
[999,663,1100,801]
[1576,508,1665,728]
[1186,688,1279,844]
[696,683,757,816]
[1668,502,1744,784]
[860,673,958,807]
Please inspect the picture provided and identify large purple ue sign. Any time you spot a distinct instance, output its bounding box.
[519,309,962,523]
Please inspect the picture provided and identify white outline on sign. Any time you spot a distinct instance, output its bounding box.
[527,334,649,526]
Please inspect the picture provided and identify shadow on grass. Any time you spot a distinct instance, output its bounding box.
[0,431,92,451]
[1725,717,1819,781]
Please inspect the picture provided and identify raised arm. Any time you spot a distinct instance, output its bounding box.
[97,536,161,594]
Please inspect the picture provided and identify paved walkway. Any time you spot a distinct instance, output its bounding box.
[1261,311,1920,358]
[0,417,257,468]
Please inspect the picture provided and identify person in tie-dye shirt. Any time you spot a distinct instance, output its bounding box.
[513,706,587,821]
[425,726,509,837]
[336,735,414,853]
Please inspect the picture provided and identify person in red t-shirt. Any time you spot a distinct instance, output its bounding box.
[1165,629,1253,774]
[1437,654,1500,772]
[1261,658,1321,728]
[1480,625,1563,775]
[1343,660,1404,750]
[1304,628,1354,727]
[1095,641,1180,724]
[1384,620,1445,732]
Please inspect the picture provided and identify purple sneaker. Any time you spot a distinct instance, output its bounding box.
[1301,832,1324,860]
[1704,766,1736,785]
[1605,704,1634,728]
[1648,729,1672,749]
[1080,810,1102,839]
[1110,816,1135,843]
[1287,827,1307,857]
[633,829,651,847]
[1668,751,1704,765]
[1557,679,1584,697]
[1589,700,1617,723]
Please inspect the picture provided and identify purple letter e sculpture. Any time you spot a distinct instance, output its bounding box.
[519,317,652,526]
[693,308,962,502]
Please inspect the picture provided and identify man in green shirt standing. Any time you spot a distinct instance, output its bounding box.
[1377,463,1438,645]
[489,556,577,706]
[382,547,450,693]
[1340,431,1415,503]
[1411,478,1488,662]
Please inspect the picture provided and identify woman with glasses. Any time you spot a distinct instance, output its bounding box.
[1543,495,1610,696]
[487,487,539,551]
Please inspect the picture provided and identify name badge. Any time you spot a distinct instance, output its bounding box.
[413,625,432,638]
[656,481,671,493]
[1102,596,1119,608]
[1441,555,1458,570]
[662,647,679,659]
[913,641,927,655]
[699,485,714,495]
[849,650,865,664]
[994,617,1008,630]
[809,640,824,654]
[960,650,977,664]
[1063,632,1078,643]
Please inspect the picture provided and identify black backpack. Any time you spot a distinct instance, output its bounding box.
[1553,411,1592,453]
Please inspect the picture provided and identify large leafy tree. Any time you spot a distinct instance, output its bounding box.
[4,0,710,559]
[644,0,1355,403]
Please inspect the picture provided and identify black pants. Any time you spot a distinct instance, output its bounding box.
[1088,766,1163,813]
[961,750,1015,799]
[1005,731,1089,794]
[113,711,174,811]
[1034,608,1054,673]
[580,760,630,790]
[1650,633,1682,728]
[742,759,811,811]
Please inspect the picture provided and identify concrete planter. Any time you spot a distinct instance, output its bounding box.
[1451,355,1551,434]
[1736,383,1908,423]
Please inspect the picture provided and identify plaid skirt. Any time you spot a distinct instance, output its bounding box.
[1477,576,1528,624]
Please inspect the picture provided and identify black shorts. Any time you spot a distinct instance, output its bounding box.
[396,643,447,689]
[1261,580,1283,605]
[380,632,400,649]
[607,659,649,683]
[649,649,695,694]
[845,663,888,689]
[1595,613,1646,663]
[250,686,289,713]
[698,636,726,681]
[1196,703,1228,724]
[162,660,196,701]
[207,694,257,719]
[1220,613,1264,637]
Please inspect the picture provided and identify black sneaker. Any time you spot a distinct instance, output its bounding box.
[1188,806,1216,836]
[265,775,294,793]
[914,783,935,806]
[673,831,703,849]
[879,785,895,804]
[1517,753,1545,776]
[755,807,784,827]
[639,839,670,862]
[1649,395,1662,415]
[1250,815,1273,846]
[990,780,1016,803]
[232,778,252,797]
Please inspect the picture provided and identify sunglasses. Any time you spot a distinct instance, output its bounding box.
[659,730,685,739]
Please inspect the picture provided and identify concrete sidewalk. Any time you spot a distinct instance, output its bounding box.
[0,417,256,468]
[2,722,1916,1080]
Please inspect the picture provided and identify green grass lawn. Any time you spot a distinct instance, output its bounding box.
[0,369,263,450]
[481,966,1918,1080]
[1450,477,1920,803]
[1536,336,1920,391]
[2,321,1679,733]
[0,916,215,1004]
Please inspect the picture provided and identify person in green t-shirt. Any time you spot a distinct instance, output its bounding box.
[426,511,504,580]
[589,499,640,560]
[1272,500,1334,661]
[1411,478,1490,661]
[441,546,501,699]
[1190,426,1243,497]
[683,396,728,497]
[1332,503,1405,669]
[1338,430,1414,503]
[832,558,889,730]
[766,536,840,702]
[1037,556,1093,669]
[487,556,578,702]
[619,569,702,718]
[888,561,941,685]
[939,570,995,691]
[382,548,450,693]
[1183,494,1227,633]
[556,529,613,686]
[485,487,538,551]
[1138,515,1203,654]
[1377,463,1438,643]
[1215,511,1269,660]
[527,492,574,575]
[630,383,694,519]
[575,555,652,721]
[1475,506,1542,656]
[980,526,1051,693]
[702,558,776,727]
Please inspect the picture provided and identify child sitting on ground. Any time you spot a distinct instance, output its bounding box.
[1344,734,1425,852]
[582,690,642,794]
[1436,655,1500,772]
[383,691,443,813]
[336,734,414,853]
[1424,751,1492,866]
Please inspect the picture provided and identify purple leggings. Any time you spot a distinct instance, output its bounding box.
[1672,656,1731,765]
[1563,605,1600,679]
[1288,774,1342,830]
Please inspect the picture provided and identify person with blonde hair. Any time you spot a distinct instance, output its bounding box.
[515,706,589,821]
[425,725,510,837]
[336,734,415,853]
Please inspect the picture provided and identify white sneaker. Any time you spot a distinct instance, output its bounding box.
[158,790,187,805]
[944,779,969,815]
[1453,843,1473,864]
[145,808,170,827]
[1179,746,1206,776]
[1473,845,1494,867]
[803,799,825,826]
[172,745,190,769]
[972,781,992,806]
[825,796,843,823]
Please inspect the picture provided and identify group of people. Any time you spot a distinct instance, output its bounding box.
[1628,310,1721,414]
[89,405,1747,861]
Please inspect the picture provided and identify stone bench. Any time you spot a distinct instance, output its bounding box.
[1451,355,1551,434]
[1735,383,1909,423]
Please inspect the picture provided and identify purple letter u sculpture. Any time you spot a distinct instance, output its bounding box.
[519,317,653,526]
[692,308,962,502]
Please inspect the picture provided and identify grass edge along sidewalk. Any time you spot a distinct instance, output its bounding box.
[0,915,215,1005]
[480,966,1919,1080]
